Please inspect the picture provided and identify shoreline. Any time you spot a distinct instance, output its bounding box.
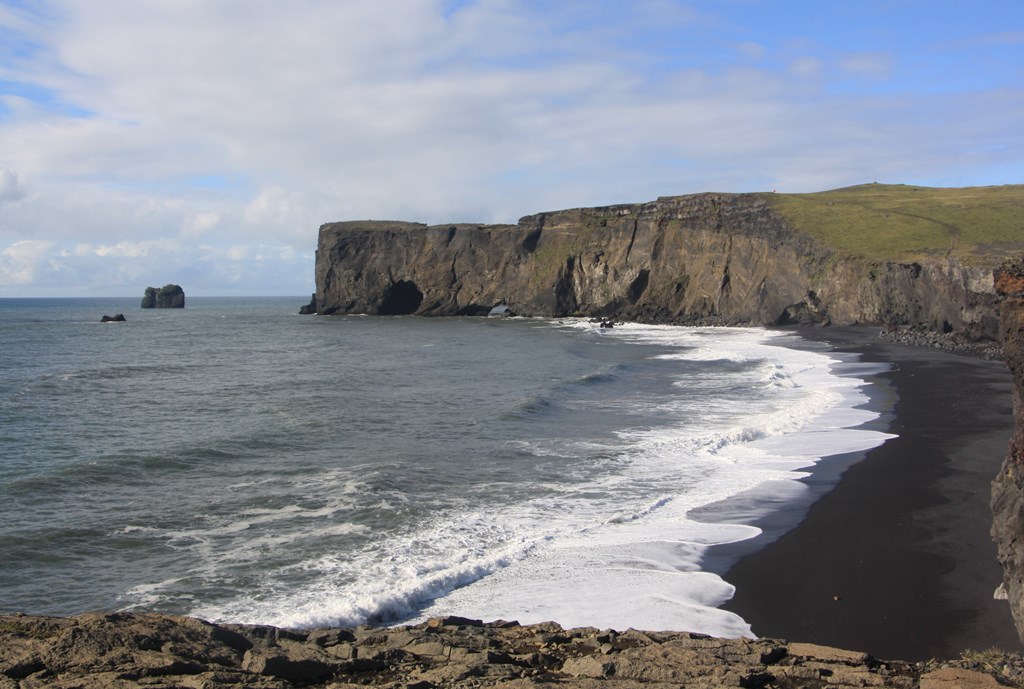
[715,325,1020,660]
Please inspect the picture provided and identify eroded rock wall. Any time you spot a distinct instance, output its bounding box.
[311,192,999,339]
[993,260,1024,645]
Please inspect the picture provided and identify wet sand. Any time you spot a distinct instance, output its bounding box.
[719,326,1020,661]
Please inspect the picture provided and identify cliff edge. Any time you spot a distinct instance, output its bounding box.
[308,185,1023,342]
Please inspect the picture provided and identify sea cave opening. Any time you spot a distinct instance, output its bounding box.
[378,280,424,315]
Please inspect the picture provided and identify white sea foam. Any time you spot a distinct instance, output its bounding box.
[189,516,549,629]
[403,325,895,637]
[179,323,893,638]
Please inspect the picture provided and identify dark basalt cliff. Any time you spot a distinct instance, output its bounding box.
[309,192,1000,340]
[993,260,1024,645]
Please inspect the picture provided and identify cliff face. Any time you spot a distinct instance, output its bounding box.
[311,193,999,339]
[993,260,1024,645]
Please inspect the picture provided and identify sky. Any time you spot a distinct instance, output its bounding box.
[0,1,1022,297]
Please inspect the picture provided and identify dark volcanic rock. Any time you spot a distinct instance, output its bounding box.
[308,193,1000,341]
[298,293,317,315]
[993,258,1024,646]
[100,314,126,322]
[141,284,185,309]
[2,612,1021,688]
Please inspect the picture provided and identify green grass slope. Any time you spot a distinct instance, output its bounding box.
[764,183,1024,264]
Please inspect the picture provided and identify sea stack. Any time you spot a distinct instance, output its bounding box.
[141,284,185,309]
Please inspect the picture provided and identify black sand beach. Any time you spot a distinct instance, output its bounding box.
[720,327,1020,661]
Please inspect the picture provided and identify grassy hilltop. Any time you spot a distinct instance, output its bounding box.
[764,183,1024,264]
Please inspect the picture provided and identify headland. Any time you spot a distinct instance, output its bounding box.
[305,184,1024,349]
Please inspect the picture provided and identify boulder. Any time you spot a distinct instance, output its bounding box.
[100,314,126,322]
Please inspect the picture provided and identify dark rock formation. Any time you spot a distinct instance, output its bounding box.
[993,259,1024,646]
[141,284,185,309]
[2,612,1021,688]
[100,314,126,322]
[298,293,317,315]
[308,194,1000,340]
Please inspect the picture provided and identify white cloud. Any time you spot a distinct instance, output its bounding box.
[1,240,56,285]
[789,56,823,79]
[93,239,179,258]
[735,41,766,60]
[840,52,891,79]
[0,168,26,202]
[244,187,292,225]
[225,245,250,261]
[0,1,1020,296]
[183,211,219,237]
[939,31,1024,50]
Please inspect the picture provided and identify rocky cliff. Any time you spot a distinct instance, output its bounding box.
[308,190,1002,341]
[2,612,1021,688]
[993,260,1024,646]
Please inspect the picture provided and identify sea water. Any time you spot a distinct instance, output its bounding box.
[0,297,893,637]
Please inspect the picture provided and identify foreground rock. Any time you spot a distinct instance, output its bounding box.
[141,284,185,309]
[1,612,1021,688]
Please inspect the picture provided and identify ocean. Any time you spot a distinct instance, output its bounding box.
[0,297,893,638]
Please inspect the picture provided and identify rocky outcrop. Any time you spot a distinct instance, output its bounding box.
[992,259,1024,646]
[141,284,185,309]
[309,193,999,341]
[298,293,317,315]
[2,612,1021,688]
[100,314,126,322]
